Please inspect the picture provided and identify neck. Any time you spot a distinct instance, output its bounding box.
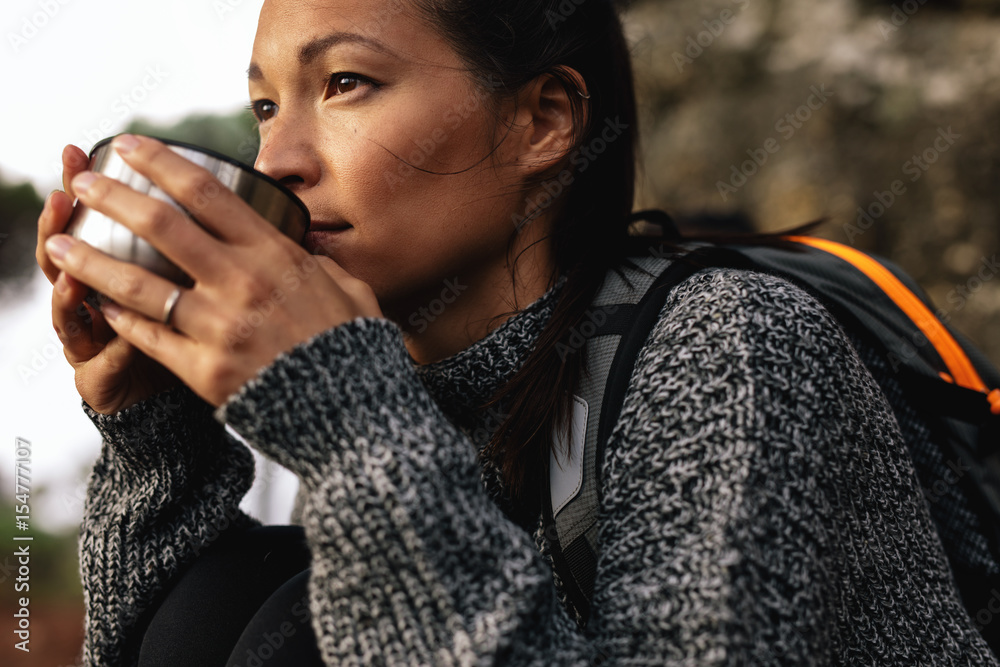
[390,227,555,366]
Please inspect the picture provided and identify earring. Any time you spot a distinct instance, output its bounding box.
[577,89,591,100]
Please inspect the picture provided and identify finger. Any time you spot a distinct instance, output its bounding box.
[70,170,232,282]
[62,272,115,342]
[109,134,274,244]
[45,234,205,335]
[80,333,140,388]
[38,145,90,283]
[37,190,79,284]
[98,301,195,385]
[51,272,104,364]
[62,144,89,199]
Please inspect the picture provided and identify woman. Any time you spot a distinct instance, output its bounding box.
[35,0,997,664]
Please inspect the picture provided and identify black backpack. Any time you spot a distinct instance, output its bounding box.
[544,218,1000,653]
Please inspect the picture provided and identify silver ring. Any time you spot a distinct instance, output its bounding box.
[161,287,183,326]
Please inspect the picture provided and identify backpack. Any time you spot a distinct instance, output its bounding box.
[544,217,1000,653]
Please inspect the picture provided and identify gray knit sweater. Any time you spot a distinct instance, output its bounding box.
[78,265,999,665]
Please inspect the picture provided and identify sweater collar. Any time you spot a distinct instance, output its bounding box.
[412,278,566,421]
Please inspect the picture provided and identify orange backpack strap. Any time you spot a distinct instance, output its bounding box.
[785,236,1000,416]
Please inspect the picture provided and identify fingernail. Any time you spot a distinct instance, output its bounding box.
[46,235,74,261]
[55,272,69,294]
[73,172,97,193]
[101,301,122,321]
[112,134,141,155]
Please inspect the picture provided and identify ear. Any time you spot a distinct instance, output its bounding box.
[511,67,589,176]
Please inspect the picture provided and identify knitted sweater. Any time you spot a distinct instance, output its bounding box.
[78,264,999,666]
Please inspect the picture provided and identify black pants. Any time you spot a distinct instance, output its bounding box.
[137,525,325,667]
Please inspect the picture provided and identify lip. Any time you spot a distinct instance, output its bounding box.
[308,221,352,232]
[303,225,351,255]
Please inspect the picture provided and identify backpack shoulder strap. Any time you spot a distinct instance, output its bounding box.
[544,248,734,624]
[782,236,1000,412]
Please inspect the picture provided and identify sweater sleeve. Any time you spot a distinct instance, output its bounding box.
[594,268,997,665]
[219,318,596,665]
[79,385,260,667]
[217,269,997,666]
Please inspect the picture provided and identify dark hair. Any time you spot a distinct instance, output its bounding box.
[411,0,641,501]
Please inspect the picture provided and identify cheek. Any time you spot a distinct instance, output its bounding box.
[346,101,512,232]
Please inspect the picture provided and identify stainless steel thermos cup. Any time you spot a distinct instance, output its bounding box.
[66,136,310,284]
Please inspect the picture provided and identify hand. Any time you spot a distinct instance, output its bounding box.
[37,144,178,415]
[43,135,383,408]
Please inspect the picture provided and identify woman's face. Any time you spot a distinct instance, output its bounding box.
[249,0,541,318]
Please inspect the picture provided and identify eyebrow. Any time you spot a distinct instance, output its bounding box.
[247,31,392,81]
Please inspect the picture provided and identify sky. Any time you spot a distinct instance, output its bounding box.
[2,0,266,188]
[0,0,299,530]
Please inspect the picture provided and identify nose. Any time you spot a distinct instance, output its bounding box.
[253,116,321,193]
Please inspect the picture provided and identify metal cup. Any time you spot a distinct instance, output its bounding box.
[65,135,310,285]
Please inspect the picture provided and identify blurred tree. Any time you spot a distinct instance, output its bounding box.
[0,175,44,300]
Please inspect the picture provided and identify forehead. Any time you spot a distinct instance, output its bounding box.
[252,0,435,63]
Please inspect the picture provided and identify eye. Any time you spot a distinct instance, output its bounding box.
[326,73,378,98]
[247,100,278,123]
